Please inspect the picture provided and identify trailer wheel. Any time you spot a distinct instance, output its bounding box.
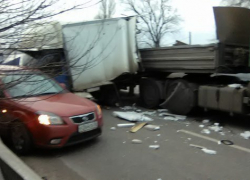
[139,78,162,108]
[160,79,198,115]
[91,85,120,106]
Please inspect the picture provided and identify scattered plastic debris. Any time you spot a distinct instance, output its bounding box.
[120,106,135,111]
[161,113,186,120]
[117,123,135,128]
[149,145,160,149]
[240,131,250,139]
[132,139,142,144]
[144,125,160,131]
[163,116,180,121]
[209,125,223,132]
[159,113,169,117]
[190,144,206,149]
[157,178,162,180]
[188,138,192,141]
[201,148,217,155]
[202,119,210,124]
[110,127,116,130]
[123,141,126,144]
[157,134,161,137]
[199,125,205,128]
[113,111,153,122]
[201,129,211,134]
[190,144,217,155]
[141,111,157,116]
[228,84,243,88]
[154,141,158,143]
[219,132,225,136]
[157,109,168,113]
[218,141,221,145]
[130,123,147,133]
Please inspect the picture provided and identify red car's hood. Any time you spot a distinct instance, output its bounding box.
[16,93,96,117]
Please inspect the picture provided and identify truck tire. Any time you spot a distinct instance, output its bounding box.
[160,79,198,115]
[91,85,120,106]
[139,78,162,108]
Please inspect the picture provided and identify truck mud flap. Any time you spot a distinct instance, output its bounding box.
[160,80,197,115]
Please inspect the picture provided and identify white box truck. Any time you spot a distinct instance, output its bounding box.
[2,17,140,105]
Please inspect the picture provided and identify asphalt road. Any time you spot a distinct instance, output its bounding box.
[21,106,250,180]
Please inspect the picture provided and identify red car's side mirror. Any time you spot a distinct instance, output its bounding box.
[59,83,66,89]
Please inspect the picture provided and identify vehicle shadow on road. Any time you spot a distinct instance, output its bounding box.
[24,137,102,158]
[190,110,250,133]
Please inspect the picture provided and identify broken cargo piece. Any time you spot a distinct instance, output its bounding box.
[130,123,147,133]
[144,125,160,131]
[113,111,153,122]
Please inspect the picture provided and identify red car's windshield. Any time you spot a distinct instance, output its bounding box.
[2,73,63,98]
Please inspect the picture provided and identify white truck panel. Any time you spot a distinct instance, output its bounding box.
[62,17,139,91]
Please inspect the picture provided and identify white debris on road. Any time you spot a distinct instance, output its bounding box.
[157,134,161,137]
[188,138,192,141]
[219,132,225,136]
[190,144,217,155]
[110,127,116,130]
[120,106,135,111]
[159,113,169,117]
[240,131,250,139]
[209,124,223,132]
[131,139,142,144]
[201,148,217,155]
[113,111,153,122]
[228,84,243,88]
[202,119,210,124]
[154,141,158,143]
[199,125,205,128]
[201,129,211,134]
[163,116,180,121]
[117,123,135,128]
[157,109,168,113]
[149,145,160,149]
[144,125,160,131]
[161,113,186,120]
[141,111,157,116]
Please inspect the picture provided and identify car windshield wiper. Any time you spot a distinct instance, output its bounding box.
[37,92,60,96]
[13,94,34,98]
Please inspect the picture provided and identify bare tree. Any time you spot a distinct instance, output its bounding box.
[222,0,250,7]
[121,0,181,48]
[95,0,116,19]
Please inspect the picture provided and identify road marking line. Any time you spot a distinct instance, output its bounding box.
[179,129,250,154]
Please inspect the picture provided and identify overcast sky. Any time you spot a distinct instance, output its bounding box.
[55,0,222,46]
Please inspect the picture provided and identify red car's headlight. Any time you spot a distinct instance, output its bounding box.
[37,111,64,125]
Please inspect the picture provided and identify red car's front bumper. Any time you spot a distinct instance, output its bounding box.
[30,115,103,148]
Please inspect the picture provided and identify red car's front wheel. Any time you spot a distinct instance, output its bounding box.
[10,121,33,155]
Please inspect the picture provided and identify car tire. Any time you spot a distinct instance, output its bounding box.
[10,121,33,155]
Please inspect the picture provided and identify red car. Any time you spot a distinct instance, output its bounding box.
[0,65,103,154]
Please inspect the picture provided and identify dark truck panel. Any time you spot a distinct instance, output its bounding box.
[140,43,249,74]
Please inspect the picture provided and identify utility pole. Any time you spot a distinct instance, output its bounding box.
[189,32,192,45]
